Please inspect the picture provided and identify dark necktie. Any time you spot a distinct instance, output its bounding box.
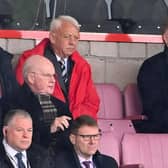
[15,152,26,168]
[58,59,68,83]
[82,161,91,168]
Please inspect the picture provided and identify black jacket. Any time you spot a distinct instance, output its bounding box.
[0,47,19,101]
[0,142,55,168]
[135,46,168,133]
[6,83,72,150]
[54,148,118,168]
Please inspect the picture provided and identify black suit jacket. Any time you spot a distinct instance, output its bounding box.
[0,142,55,168]
[54,148,118,168]
[4,83,72,149]
[135,46,168,133]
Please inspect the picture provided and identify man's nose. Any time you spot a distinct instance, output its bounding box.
[69,36,78,45]
[23,131,30,137]
[89,137,96,143]
[50,75,56,82]
[52,76,56,82]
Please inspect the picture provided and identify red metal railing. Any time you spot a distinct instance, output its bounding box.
[0,30,163,43]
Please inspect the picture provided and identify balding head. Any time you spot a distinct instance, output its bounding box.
[23,55,54,79]
[23,55,56,94]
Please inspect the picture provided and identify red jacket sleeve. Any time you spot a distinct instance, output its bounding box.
[68,60,100,120]
[15,52,31,85]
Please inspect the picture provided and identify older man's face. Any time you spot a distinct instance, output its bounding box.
[50,21,80,58]
[30,61,56,95]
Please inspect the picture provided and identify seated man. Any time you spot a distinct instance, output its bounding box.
[54,115,118,168]
[0,109,55,168]
[7,55,72,150]
[15,15,100,120]
[135,24,168,133]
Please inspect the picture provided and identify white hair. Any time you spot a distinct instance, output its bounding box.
[50,15,80,32]
[22,55,48,81]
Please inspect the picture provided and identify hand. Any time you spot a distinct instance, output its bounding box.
[50,115,71,133]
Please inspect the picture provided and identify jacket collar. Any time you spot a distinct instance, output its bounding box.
[0,142,15,168]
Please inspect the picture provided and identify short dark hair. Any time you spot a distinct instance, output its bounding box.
[3,109,32,126]
[70,115,98,134]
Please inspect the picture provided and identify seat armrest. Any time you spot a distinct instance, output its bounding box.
[120,164,144,168]
[125,115,147,120]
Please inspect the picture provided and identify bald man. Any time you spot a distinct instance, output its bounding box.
[6,55,72,153]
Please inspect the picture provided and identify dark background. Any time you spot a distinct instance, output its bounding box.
[0,0,168,34]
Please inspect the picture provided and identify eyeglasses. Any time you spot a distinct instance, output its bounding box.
[75,133,101,141]
[30,72,56,79]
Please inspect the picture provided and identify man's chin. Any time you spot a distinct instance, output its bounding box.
[17,145,31,151]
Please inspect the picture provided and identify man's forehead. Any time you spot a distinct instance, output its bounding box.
[78,125,99,132]
[9,116,32,126]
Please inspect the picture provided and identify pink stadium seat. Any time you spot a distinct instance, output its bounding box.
[98,119,136,143]
[121,134,168,168]
[123,83,145,120]
[95,83,123,119]
[99,132,120,165]
[98,119,136,167]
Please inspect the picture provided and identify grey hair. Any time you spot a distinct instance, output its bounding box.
[3,109,32,126]
[50,15,80,32]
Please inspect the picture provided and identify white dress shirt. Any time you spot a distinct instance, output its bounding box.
[56,55,68,74]
[78,154,95,168]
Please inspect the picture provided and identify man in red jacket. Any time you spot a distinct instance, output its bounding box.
[15,15,100,120]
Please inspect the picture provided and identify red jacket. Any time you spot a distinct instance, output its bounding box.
[15,38,100,119]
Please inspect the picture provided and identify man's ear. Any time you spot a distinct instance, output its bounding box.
[2,126,8,137]
[49,31,56,45]
[27,72,35,84]
[69,134,76,145]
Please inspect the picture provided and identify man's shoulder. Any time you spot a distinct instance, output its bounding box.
[143,50,165,65]
[0,47,13,65]
[71,51,89,65]
[0,143,13,168]
[139,50,166,72]
[28,144,51,159]
[54,148,73,158]
[99,153,117,161]
[53,149,75,167]
[94,152,118,168]
[28,144,55,168]
[22,38,49,57]
[11,84,34,104]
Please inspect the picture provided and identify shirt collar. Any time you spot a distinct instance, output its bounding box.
[3,139,27,159]
[56,55,68,63]
[78,154,93,165]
